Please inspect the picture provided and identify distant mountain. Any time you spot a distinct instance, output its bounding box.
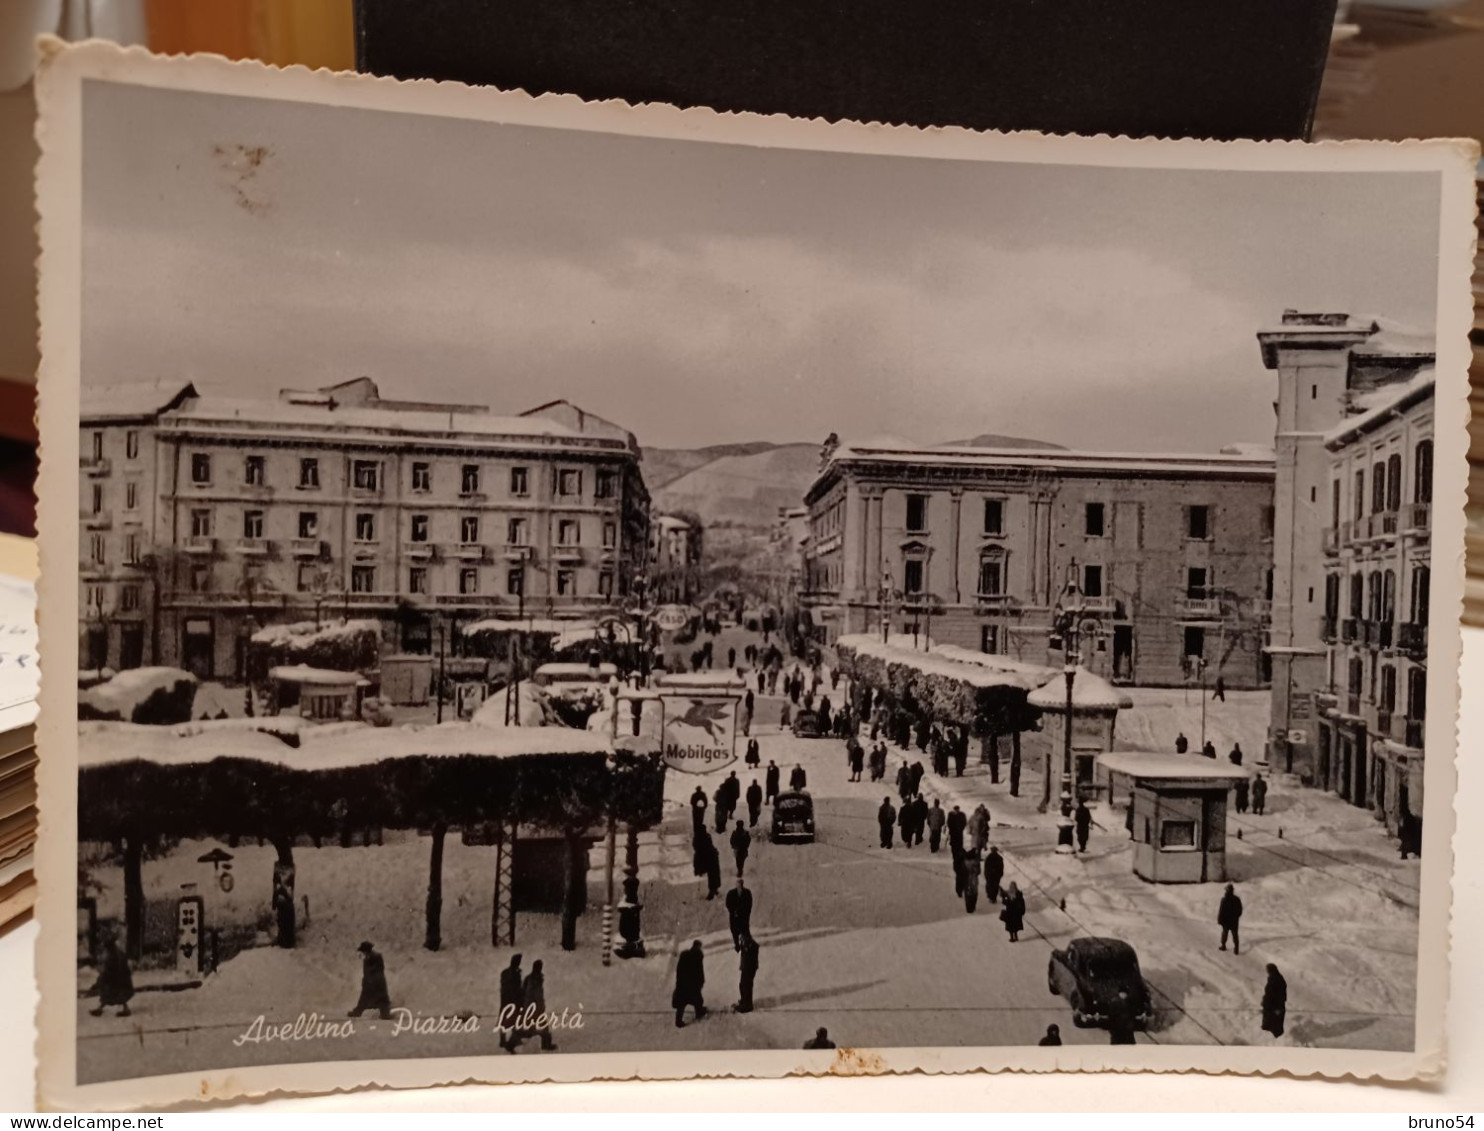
[643,441,783,490]
[652,443,820,528]
[942,434,1064,450]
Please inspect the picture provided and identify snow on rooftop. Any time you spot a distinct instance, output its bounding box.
[653,671,748,689]
[78,667,195,717]
[79,719,612,770]
[82,380,195,420]
[268,665,367,687]
[837,635,1054,692]
[826,445,1274,477]
[1098,750,1251,782]
[464,617,598,637]
[1027,666,1134,711]
[250,619,380,648]
[1326,370,1435,447]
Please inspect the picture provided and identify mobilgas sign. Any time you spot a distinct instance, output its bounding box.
[661,694,738,773]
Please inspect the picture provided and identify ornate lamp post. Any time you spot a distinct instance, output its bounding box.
[878,567,898,644]
[1048,559,1104,854]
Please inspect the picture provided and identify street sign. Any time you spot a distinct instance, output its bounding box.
[661,694,738,774]
[1287,729,1308,745]
[176,895,204,975]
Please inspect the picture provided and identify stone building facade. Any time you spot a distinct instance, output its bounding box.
[1317,374,1432,838]
[78,378,650,679]
[1257,311,1435,780]
[801,445,1275,688]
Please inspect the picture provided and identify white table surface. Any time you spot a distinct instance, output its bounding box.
[2,631,1479,1113]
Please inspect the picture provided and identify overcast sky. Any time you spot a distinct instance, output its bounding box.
[81,81,1441,452]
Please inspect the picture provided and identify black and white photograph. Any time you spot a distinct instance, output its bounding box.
[32,42,1474,1110]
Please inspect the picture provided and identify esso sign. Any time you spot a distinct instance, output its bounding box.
[654,606,689,632]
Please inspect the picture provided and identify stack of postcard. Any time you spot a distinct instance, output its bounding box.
[0,538,38,929]
[1467,174,1484,622]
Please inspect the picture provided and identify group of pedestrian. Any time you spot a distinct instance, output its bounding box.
[497,953,557,1052]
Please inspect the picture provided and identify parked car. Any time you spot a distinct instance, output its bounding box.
[791,709,824,738]
[771,790,816,843]
[1047,937,1152,1030]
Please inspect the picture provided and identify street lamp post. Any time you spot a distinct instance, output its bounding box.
[878,568,896,644]
[1048,559,1102,854]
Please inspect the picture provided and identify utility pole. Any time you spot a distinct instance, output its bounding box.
[436,624,446,725]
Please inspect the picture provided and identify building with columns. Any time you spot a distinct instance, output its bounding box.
[801,444,1275,688]
[78,378,650,679]
[1257,311,1435,781]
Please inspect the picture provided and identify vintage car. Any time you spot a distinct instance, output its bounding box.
[1047,937,1153,1030]
[790,709,825,738]
[771,790,816,843]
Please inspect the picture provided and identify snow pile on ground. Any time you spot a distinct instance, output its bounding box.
[78,667,197,724]
[251,619,381,648]
[471,682,560,729]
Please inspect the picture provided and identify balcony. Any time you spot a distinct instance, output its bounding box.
[1403,717,1425,749]
[1177,595,1223,619]
[235,538,270,556]
[1320,615,1337,643]
[1360,619,1380,646]
[403,540,436,561]
[1365,511,1399,541]
[350,542,379,561]
[289,538,324,558]
[242,483,274,498]
[81,512,112,530]
[449,542,487,562]
[1341,617,1359,642]
[1346,693,1363,717]
[1321,527,1339,555]
[502,544,533,562]
[81,457,111,477]
[1397,621,1427,656]
[183,535,215,554]
[434,593,501,606]
[1377,620,1393,649]
[1402,502,1430,535]
[552,544,584,563]
[974,591,1017,609]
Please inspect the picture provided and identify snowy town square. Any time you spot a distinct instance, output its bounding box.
[51,58,1461,1098]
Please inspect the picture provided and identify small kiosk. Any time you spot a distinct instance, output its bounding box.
[267,665,369,721]
[1098,751,1249,884]
[1028,667,1132,802]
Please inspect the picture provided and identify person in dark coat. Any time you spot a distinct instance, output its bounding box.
[878,797,896,849]
[730,821,751,875]
[983,846,1005,903]
[818,699,832,734]
[515,959,557,1051]
[496,953,523,1050]
[1217,883,1243,954]
[961,849,981,913]
[803,1026,836,1049]
[1234,776,1250,814]
[91,936,134,1018]
[1000,882,1026,942]
[926,799,946,852]
[1213,675,1226,702]
[1125,801,1137,839]
[345,941,392,1022]
[690,786,708,835]
[746,779,763,827]
[848,739,864,782]
[953,735,968,777]
[758,670,767,694]
[1038,1023,1062,1046]
[1074,799,1092,854]
[695,831,722,899]
[1175,732,1189,754]
[673,940,708,1027]
[1228,743,1243,766]
[897,795,914,848]
[1252,774,1268,816]
[1201,741,1217,760]
[915,717,931,752]
[895,761,911,802]
[745,737,761,767]
[729,647,737,669]
[736,934,760,1013]
[790,764,807,791]
[910,761,926,797]
[912,794,929,846]
[726,877,753,950]
[947,804,967,857]
[1261,964,1287,1038]
[713,783,729,834]
[1109,1027,1137,1045]
[765,761,780,804]
[722,773,741,820]
[969,804,990,853]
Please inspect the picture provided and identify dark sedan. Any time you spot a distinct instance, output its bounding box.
[1048,937,1153,1030]
[771,790,816,843]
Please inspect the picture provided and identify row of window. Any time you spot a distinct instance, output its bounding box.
[907,495,1260,542]
[167,563,610,600]
[1344,654,1426,721]
[1324,565,1430,626]
[87,482,140,513]
[1331,439,1433,526]
[186,508,617,548]
[88,431,140,462]
[184,452,618,500]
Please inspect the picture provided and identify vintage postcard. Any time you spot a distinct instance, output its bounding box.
[32,39,1477,1110]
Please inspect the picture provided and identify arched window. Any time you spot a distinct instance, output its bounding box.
[1386,453,1402,512]
[1371,461,1386,514]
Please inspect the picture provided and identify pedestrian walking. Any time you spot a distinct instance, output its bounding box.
[878,797,896,849]
[1234,776,1250,814]
[1202,740,1217,759]
[745,737,761,768]
[1074,799,1092,854]
[947,804,967,857]
[1175,732,1189,754]
[90,936,134,1018]
[1228,743,1243,766]
[803,1026,836,1049]
[713,782,729,834]
[1000,882,1026,942]
[746,779,763,827]
[516,959,557,1051]
[871,743,887,782]
[983,846,1005,903]
[758,670,766,694]
[728,647,736,669]
[790,764,807,791]
[953,734,968,777]
[911,794,928,846]
[726,878,753,949]
[1252,774,1268,816]
[765,761,780,804]
[698,832,722,900]
[1218,883,1243,954]
[896,761,911,802]
[848,739,864,782]
[736,934,760,1013]
[897,795,913,848]
[497,953,523,1050]
[1213,675,1226,702]
[730,821,751,875]
[961,849,981,913]
[1261,964,1288,1038]
[742,689,754,737]
[970,803,990,853]
[926,798,946,853]
[1038,1024,1062,1046]
[673,941,708,1028]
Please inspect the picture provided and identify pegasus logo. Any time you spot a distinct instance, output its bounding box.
[676,699,729,741]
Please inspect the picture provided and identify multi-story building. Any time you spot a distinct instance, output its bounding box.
[649,513,702,603]
[801,444,1276,687]
[1257,310,1434,779]
[78,378,650,678]
[1316,373,1432,837]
